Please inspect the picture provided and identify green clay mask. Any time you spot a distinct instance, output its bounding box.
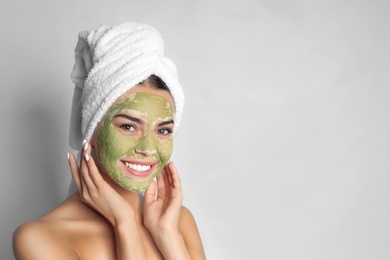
[96,92,175,192]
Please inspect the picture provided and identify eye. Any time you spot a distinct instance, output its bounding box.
[120,124,136,132]
[157,128,172,135]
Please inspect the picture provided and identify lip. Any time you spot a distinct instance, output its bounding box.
[119,159,157,179]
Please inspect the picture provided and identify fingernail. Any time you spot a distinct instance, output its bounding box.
[83,142,88,151]
[85,154,90,161]
[82,139,87,145]
[67,152,70,160]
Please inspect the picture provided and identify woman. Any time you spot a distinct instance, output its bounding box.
[13,22,205,259]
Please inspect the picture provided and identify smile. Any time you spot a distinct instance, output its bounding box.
[125,162,151,172]
[119,160,157,178]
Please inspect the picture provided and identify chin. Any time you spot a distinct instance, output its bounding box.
[116,178,151,192]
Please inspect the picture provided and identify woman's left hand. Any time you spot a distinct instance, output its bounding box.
[143,162,183,238]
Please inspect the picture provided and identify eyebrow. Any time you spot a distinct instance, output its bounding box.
[113,114,144,124]
[113,114,174,127]
[157,119,175,127]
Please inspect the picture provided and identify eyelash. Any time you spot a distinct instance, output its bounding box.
[118,123,172,136]
[158,128,173,135]
[120,124,136,132]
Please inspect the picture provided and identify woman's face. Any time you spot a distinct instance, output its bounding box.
[93,85,175,192]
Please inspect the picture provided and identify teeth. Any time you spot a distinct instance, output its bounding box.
[125,162,151,172]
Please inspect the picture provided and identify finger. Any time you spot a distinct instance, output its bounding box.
[144,180,157,206]
[166,162,174,187]
[156,166,166,188]
[67,152,81,192]
[163,164,175,199]
[156,167,167,199]
[79,140,89,180]
[79,139,88,162]
[79,167,87,195]
[169,162,182,193]
[83,149,105,188]
[80,140,97,191]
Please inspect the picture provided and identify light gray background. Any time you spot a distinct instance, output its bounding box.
[1,1,389,259]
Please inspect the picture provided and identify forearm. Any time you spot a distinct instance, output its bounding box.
[115,220,146,260]
[153,229,191,260]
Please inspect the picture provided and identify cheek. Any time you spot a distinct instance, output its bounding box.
[97,123,137,163]
[157,139,173,163]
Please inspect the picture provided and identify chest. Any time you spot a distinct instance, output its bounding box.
[68,220,163,259]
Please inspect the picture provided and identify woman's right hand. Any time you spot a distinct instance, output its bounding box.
[68,140,147,259]
[67,140,134,227]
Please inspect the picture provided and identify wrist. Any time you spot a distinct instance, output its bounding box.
[113,214,147,260]
[154,227,181,241]
[112,206,136,228]
[153,229,183,251]
[154,230,190,260]
[150,224,179,241]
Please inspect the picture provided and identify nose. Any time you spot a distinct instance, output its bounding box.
[134,135,157,157]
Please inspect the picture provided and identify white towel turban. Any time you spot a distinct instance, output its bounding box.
[69,21,184,151]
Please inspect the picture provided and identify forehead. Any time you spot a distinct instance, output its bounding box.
[94,85,175,133]
[117,84,174,108]
[113,92,174,113]
[106,88,175,122]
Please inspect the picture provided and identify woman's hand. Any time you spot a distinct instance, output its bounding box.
[67,140,134,226]
[144,162,192,259]
[68,140,147,259]
[143,162,183,238]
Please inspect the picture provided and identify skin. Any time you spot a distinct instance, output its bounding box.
[13,84,206,260]
[96,92,175,191]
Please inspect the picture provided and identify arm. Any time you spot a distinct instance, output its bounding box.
[68,141,146,260]
[143,162,206,260]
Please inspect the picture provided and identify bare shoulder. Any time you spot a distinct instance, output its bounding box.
[13,218,77,259]
[179,205,198,228]
[12,194,89,260]
[179,206,206,259]
[13,194,116,260]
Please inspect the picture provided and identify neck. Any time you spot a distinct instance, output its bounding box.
[101,172,146,223]
[102,171,142,201]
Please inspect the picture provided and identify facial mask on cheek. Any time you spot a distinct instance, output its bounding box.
[96,92,174,192]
